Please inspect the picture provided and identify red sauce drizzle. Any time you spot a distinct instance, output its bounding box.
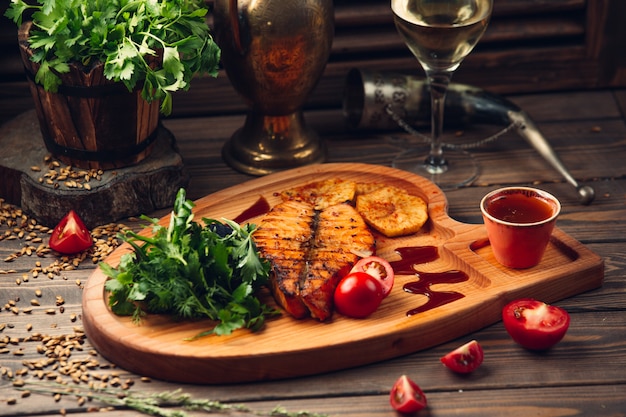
[233,196,270,223]
[403,270,469,316]
[390,245,469,316]
[390,246,438,274]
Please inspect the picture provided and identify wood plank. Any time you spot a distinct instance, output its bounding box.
[2,272,624,392]
[155,87,626,217]
[507,90,623,121]
[613,89,626,115]
[0,188,626,415]
[332,0,587,25]
[2,385,625,417]
[436,180,626,243]
[1,58,620,127]
[332,17,585,57]
[2,1,623,123]
[0,302,623,414]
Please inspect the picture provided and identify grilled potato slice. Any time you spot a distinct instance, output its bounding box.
[280,179,357,210]
[356,185,428,237]
[355,182,387,196]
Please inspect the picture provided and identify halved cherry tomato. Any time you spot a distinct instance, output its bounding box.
[49,210,92,255]
[390,375,427,414]
[350,255,395,297]
[440,340,484,374]
[502,298,570,350]
[334,271,384,318]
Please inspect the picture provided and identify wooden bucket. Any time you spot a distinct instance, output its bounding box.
[18,22,161,170]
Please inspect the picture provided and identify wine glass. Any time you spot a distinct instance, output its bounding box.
[390,0,493,189]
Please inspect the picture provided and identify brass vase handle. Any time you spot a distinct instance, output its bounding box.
[229,0,244,53]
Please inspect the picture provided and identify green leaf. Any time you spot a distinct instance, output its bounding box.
[104,41,137,81]
[159,93,173,116]
[161,46,186,91]
[5,0,221,116]
[28,31,56,52]
[99,187,276,337]
[34,61,63,92]
[4,0,32,25]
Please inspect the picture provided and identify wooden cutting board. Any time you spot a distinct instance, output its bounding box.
[82,163,604,384]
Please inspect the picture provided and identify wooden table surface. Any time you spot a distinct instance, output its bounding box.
[1,86,625,416]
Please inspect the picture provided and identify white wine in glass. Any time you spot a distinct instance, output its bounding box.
[391,0,493,189]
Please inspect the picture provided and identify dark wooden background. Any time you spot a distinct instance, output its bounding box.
[1,2,626,415]
[1,0,626,126]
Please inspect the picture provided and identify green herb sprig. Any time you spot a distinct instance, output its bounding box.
[10,380,328,417]
[101,188,279,337]
[5,0,220,115]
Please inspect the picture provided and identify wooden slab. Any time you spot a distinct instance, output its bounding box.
[0,110,189,228]
[82,163,604,384]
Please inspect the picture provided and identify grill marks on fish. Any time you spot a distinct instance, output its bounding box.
[253,200,375,321]
[254,201,315,319]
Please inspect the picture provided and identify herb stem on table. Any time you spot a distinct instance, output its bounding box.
[11,380,328,417]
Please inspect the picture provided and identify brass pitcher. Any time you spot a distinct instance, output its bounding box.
[213,0,333,175]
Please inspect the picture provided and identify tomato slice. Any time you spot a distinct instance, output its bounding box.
[502,298,570,350]
[49,210,93,255]
[440,340,484,374]
[334,271,384,318]
[350,255,395,297]
[390,375,427,414]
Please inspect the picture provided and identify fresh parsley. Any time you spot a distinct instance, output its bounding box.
[101,188,278,337]
[5,0,220,115]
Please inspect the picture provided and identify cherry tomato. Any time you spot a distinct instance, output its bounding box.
[440,340,484,374]
[389,375,427,414]
[350,255,395,297]
[502,298,570,350]
[334,272,384,318]
[49,210,92,255]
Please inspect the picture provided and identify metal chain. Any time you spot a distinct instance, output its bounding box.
[384,104,522,150]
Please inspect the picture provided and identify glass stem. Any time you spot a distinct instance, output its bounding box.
[424,70,452,174]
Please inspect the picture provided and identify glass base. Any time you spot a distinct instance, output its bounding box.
[392,146,479,190]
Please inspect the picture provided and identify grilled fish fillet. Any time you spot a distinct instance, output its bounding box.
[253,200,375,321]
